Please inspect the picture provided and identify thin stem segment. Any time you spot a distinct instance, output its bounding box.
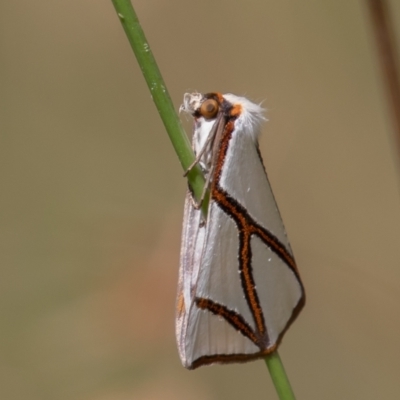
[366,0,400,166]
[111,0,208,214]
[265,352,297,400]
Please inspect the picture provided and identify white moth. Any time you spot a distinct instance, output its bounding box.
[176,92,305,369]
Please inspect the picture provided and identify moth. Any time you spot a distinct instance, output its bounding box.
[176,92,305,369]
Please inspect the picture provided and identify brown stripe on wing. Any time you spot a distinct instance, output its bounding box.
[195,297,262,346]
[211,187,267,337]
[251,222,302,280]
[189,346,278,370]
[210,119,268,337]
[208,104,305,343]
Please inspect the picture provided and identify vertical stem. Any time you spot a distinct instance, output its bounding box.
[366,0,400,163]
[265,352,296,400]
[111,0,208,213]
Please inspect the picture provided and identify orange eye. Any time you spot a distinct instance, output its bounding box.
[200,99,219,119]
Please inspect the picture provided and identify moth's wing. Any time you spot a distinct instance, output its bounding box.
[218,125,305,344]
[176,190,205,367]
[181,199,262,369]
[181,127,304,369]
[220,130,289,246]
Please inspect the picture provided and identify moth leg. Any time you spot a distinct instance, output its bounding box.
[183,113,223,177]
[191,163,214,210]
[183,131,215,177]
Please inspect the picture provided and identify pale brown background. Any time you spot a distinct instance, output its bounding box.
[1,1,400,399]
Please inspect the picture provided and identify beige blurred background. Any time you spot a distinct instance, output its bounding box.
[1,1,400,399]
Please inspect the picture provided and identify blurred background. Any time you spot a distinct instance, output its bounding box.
[1,1,400,399]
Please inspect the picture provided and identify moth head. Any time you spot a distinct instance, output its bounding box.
[180,92,224,121]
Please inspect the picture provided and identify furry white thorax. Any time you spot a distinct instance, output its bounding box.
[223,93,266,142]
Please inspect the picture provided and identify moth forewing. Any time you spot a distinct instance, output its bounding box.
[176,191,206,365]
[177,92,305,369]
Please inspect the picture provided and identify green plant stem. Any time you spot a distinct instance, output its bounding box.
[111,0,208,214]
[265,352,296,400]
[111,2,296,399]
[366,0,400,169]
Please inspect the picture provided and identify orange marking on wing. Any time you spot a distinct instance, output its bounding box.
[176,290,185,317]
[210,120,267,335]
[239,229,265,334]
[212,188,266,334]
[212,120,235,187]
